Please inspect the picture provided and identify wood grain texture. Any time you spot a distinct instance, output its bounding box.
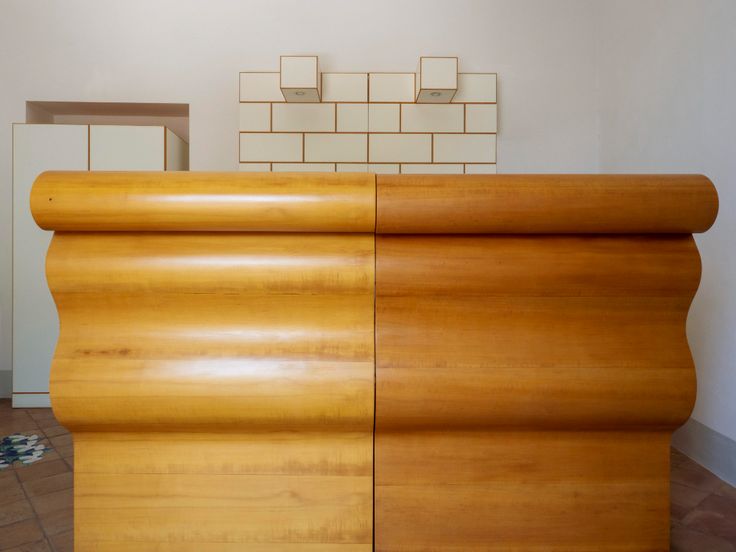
[46,232,375,550]
[376,174,718,233]
[32,172,717,551]
[32,171,376,232]
[375,234,701,551]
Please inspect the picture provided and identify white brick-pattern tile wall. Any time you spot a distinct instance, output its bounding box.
[238,68,497,174]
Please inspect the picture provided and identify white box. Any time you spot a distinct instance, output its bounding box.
[337,104,368,132]
[239,103,271,132]
[434,134,496,163]
[272,103,335,132]
[452,73,497,103]
[401,104,464,133]
[322,73,368,102]
[400,164,463,174]
[239,163,271,172]
[240,133,303,162]
[465,104,497,133]
[369,73,415,102]
[304,134,367,162]
[416,57,458,103]
[240,72,284,102]
[369,134,431,163]
[272,163,335,172]
[465,164,497,174]
[280,56,320,102]
[369,104,400,132]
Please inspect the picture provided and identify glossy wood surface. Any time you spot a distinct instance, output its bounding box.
[32,172,718,551]
[375,234,701,551]
[46,231,375,550]
[377,174,718,233]
[32,171,376,231]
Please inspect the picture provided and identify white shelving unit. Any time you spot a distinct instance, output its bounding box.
[12,124,188,407]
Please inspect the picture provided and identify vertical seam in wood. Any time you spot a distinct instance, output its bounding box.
[372,173,377,551]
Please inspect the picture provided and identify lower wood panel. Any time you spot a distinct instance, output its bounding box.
[74,433,372,549]
[376,431,669,551]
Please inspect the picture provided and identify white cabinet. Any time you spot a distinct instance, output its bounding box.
[11,124,188,407]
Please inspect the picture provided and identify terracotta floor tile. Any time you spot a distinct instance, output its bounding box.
[54,445,73,460]
[28,488,72,517]
[671,457,726,493]
[22,472,72,497]
[36,506,72,538]
[0,472,25,504]
[671,524,736,551]
[49,530,73,552]
[2,540,52,552]
[716,481,736,502]
[25,410,56,424]
[47,434,71,450]
[38,425,67,439]
[683,494,736,541]
[14,459,69,484]
[0,518,44,550]
[0,500,34,528]
[671,447,691,467]
[671,481,711,520]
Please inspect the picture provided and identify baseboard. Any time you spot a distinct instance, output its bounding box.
[672,417,736,487]
[12,393,51,408]
[0,371,11,398]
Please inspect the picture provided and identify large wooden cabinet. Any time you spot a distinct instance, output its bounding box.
[31,172,717,550]
[12,125,187,407]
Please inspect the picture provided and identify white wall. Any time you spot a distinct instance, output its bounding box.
[0,1,733,454]
[0,0,602,391]
[596,0,736,444]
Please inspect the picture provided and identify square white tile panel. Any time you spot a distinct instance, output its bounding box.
[369,164,400,174]
[272,163,335,172]
[401,104,464,133]
[337,104,368,132]
[369,73,415,102]
[304,134,367,162]
[322,73,368,102]
[434,134,496,163]
[272,103,335,132]
[465,104,497,133]
[239,103,270,132]
[368,104,400,132]
[369,134,431,163]
[240,133,302,162]
[239,163,271,172]
[400,163,463,174]
[465,164,497,174]
[240,73,284,102]
[336,163,368,172]
[452,73,497,103]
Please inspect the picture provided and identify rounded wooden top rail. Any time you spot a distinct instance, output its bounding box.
[31,171,718,233]
[31,171,377,232]
[377,174,718,234]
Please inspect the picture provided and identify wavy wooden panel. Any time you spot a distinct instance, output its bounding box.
[377,174,718,233]
[375,234,701,551]
[47,232,375,551]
